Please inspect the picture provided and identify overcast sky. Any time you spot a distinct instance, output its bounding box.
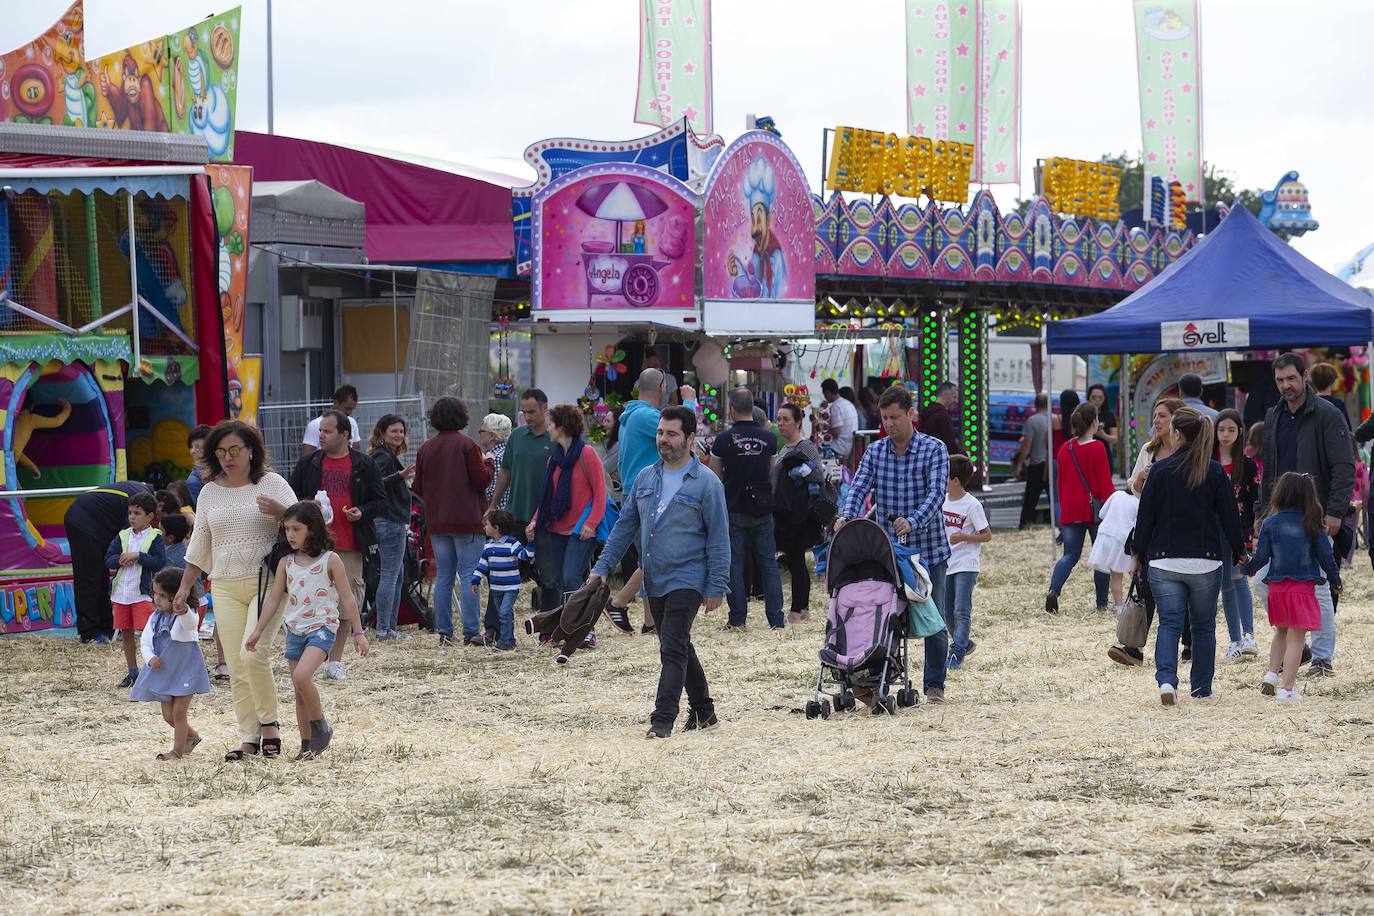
[5,0,1372,270]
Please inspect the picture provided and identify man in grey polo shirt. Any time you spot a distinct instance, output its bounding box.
[1014,393,1052,529]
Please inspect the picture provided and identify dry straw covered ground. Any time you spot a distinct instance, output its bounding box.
[3,527,1374,913]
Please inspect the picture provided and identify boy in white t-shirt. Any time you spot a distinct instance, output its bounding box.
[942,455,991,670]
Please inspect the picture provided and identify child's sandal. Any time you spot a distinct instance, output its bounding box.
[260,721,283,758]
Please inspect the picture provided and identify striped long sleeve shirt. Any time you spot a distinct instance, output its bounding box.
[472,535,536,592]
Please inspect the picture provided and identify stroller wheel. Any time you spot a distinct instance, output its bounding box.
[896,688,920,708]
[872,695,897,716]
[835,692,856,712]
[805,700,821,720]
[819,699,832,720]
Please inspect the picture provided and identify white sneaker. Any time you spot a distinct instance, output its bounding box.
[323,661,347,681]
[1223,641,1243,660]
[1240,634,1259,656]
[1260,671,1280,696]
[1159,684,1178,706]
[1276,687,1304,703]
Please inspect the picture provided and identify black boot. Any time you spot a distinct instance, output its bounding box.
[310,718,333,756]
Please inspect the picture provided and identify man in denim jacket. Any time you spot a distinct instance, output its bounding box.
[589,406,730,738]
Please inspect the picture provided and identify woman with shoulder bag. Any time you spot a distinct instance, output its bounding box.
[1045,403,1115,614]
[528,405,606,616]
[773,403,826,625]
[1134,407,1247,705]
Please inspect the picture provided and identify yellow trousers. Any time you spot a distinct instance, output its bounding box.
[212,577,284,743]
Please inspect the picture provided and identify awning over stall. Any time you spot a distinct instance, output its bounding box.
[1047,205,1374,354]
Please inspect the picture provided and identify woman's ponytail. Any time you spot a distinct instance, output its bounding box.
[1172,407,1214,490]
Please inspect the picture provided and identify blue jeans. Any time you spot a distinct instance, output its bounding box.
[727,513,784,628]
[1148,565,1222,697]
[373,519,407,636]
[1310,577,1336,662]
[488,589,518,647]
[923,561,949,691]
[542,532,597,598]
[943,571,977,659]
[1219,565,1255,642]
[1217,530,1253,643]
[432,532,484,639]
[1049,523,1110,608]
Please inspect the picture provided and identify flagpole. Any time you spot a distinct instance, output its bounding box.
[266,0,275,134]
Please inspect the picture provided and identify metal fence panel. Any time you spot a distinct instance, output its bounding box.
[255,395,428,469]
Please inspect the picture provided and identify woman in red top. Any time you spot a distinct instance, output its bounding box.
[529,404,607,601]
[1045,403,1116,613]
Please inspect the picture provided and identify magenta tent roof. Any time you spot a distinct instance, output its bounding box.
[233,131,514,262]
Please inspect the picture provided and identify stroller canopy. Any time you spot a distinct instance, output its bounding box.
[825,518,900,594]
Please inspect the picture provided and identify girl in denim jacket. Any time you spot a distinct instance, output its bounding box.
[1243,473,1341,702]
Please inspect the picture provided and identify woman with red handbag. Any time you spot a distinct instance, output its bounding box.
[1045,403,1116,614]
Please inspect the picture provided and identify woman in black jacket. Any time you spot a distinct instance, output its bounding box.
[1134,407,1246,705]
[370,414,415,640]
[1214,409,1259,659]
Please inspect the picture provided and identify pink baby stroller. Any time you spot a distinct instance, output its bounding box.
[806,517,919,718]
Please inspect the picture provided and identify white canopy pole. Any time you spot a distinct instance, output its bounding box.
[1046,318,1057,563]
[127,192,140,371]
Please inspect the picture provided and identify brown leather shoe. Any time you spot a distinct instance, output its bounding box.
[925,686,945,704]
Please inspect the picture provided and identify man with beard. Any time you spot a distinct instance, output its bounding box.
[727,157,787,299]
[1259,352,1354,678]
[586,406,730,739]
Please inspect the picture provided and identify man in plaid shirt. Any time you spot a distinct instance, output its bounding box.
[835,385,952,702]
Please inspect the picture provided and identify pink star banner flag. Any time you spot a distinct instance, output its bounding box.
[1133,0,1203,201]
[905,3,978,148]
[975,0,1021,183]
[634,0,712,136]
[906,2,1021,184]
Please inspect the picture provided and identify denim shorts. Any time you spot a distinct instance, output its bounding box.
[284,627,336,661]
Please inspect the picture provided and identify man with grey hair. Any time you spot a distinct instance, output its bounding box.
[710,387,783,629]
[602,366,672,634]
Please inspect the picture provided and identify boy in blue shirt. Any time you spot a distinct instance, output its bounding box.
[471,509,536,650]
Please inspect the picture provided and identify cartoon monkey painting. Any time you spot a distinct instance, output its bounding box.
[100,52,168,132]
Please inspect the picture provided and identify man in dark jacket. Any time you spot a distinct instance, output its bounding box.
[918,382,963,457]
[286,409,385,678]
[63,480,152,642]
[1259,352,1354,677]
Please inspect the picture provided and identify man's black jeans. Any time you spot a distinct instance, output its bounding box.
[647,589,715,727]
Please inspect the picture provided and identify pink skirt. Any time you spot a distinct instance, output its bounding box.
[1266,580,1321,631]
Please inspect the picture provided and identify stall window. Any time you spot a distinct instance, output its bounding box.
[341,301,411,374]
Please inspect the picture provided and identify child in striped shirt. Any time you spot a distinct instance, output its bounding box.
[471,509,535,650]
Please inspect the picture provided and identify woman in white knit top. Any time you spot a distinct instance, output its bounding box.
[175,421,296,760]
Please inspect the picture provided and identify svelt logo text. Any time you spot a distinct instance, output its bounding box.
[1180,321,1229,348]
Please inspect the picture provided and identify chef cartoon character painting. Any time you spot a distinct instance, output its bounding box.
[726,157,788,300]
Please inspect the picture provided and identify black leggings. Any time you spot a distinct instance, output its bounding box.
[776,526,817,613]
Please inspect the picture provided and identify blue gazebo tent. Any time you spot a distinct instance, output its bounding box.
[1047,203,1374,355]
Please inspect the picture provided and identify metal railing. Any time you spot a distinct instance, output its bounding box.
[255,395,429,468]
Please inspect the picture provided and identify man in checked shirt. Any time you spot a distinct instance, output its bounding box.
[833,385,953,703]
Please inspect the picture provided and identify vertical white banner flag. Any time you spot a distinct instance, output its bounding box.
[634,0,713,136]
[905,2,978,145]
[1133,0,1203,201]
[907,2,1022,184]
[975,0,1021,183]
